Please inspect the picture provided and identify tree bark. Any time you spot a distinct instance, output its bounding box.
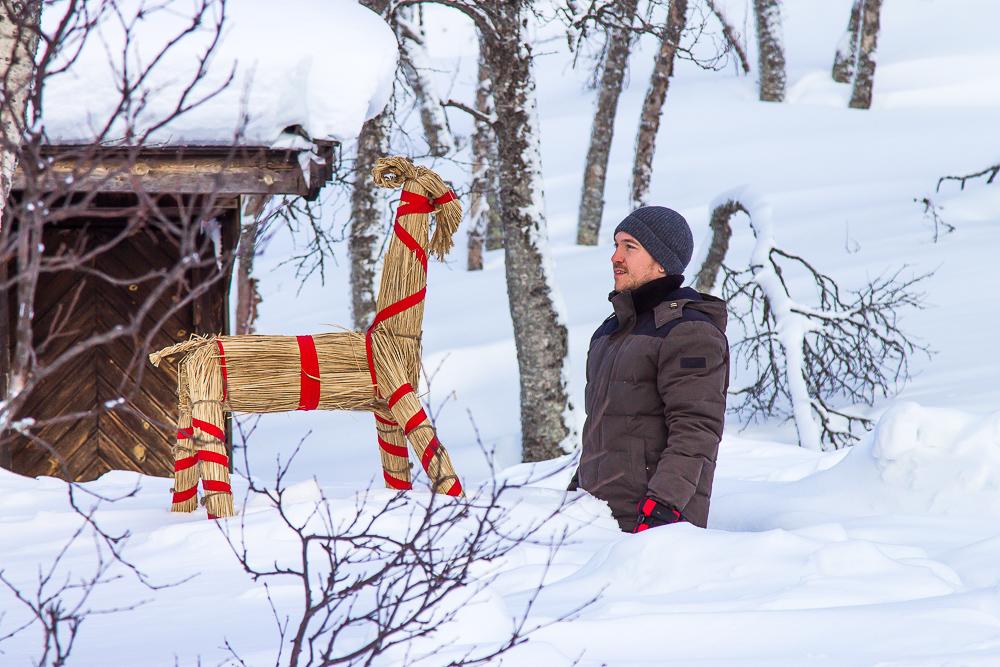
[485,23,573,462]
[0,1,41,231]
[576,0,638,245]
[753,0,786,102]
[849,0,883,109]
[630,0,687,210]
[694,200,740,293]
[832,0,862,83]
[235,197,265,335]
[467,52,500,270]
[397,7,455,157]
[1,1,42,423]
[349,111,390,330]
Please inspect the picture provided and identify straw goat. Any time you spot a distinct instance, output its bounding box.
[149,157,464,518]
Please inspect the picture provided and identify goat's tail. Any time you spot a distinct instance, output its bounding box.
[149,334,215,367]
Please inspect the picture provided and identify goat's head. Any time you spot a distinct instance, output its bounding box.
[371,156,463,262]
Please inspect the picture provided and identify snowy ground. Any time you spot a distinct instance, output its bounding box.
[3,0,1000,664]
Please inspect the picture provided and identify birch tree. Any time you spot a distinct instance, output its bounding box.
[394,0,575,461]
[466,51,501,270]
[753,0,785,102]
[630,0,687,209]
[576,0,638,245]
[848,0,883,109]
[397,6,455,157]
[0,0,42,425]
[831,0,861,83]
[236,197,266,334]
[0,0,42,230]
[349,110,391,329]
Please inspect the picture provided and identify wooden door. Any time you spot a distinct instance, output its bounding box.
[2,220,229,481]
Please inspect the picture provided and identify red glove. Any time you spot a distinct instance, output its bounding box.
[633,497,682,533]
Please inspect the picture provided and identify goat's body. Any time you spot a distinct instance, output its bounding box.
[211,332,376,413]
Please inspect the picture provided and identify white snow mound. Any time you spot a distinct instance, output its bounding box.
[870,401,1000,513]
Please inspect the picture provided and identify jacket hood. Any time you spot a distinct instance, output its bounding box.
[669,287,729,333]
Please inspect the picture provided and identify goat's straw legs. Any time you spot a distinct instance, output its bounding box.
[384,386,464,497]
[171,365,198,512]
[181,344,235,518]
[171,412,199,512]
[190,395,234,518]
[374,407,413,490]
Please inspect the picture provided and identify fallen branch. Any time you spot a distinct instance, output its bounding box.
[936,163,1000,192]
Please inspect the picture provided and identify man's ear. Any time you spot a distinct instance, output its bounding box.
[657,263,666,274]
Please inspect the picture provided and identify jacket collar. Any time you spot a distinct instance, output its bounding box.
[609,275,686,334]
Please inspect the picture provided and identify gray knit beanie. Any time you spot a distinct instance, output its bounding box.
[614,206,693,275]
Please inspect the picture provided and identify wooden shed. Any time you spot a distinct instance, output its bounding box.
[0,141,335,481]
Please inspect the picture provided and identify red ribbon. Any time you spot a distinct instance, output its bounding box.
[296,335,321,410]
[421,436,440,469]
[378,435,409,458]
[374,413,397,427]
[202,479,231,494]
[192,417,225,441]
[197,450,229,467]
[383,470,412,490]
[396,189,435,217]
[172,486,197,504]
[174,455,197,472]
[387,383,413,409]
[404,407,428,436]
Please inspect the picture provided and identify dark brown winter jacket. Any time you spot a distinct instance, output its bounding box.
[570,276,730,531]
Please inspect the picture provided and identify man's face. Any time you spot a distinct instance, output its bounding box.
[612,231,665,292]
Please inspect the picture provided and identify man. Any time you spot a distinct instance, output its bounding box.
[569,206,729,533]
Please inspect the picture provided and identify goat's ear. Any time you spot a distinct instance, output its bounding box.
[428,195,462,261]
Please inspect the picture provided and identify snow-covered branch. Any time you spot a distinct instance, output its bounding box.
[706,187,932,450]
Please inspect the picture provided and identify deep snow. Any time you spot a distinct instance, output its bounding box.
[3,0,1000,665]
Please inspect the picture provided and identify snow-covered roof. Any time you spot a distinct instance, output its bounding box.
[40,0,398,147]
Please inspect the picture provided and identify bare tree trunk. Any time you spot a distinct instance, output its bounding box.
[483,162,502,251]
[832,0,862,83]
[397,7,455,157]
[486,26,573,462]
[849,0,883,109]
[630,0,687,210]
[235,197,265,335]
[753,0,786,102]
[467,52,500,270]
[694,199,740,293]
[576,0,638,245]
[1,1,42,414]
[349,111,390,330]
[706,0,751,75]
[0,0,41,230]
